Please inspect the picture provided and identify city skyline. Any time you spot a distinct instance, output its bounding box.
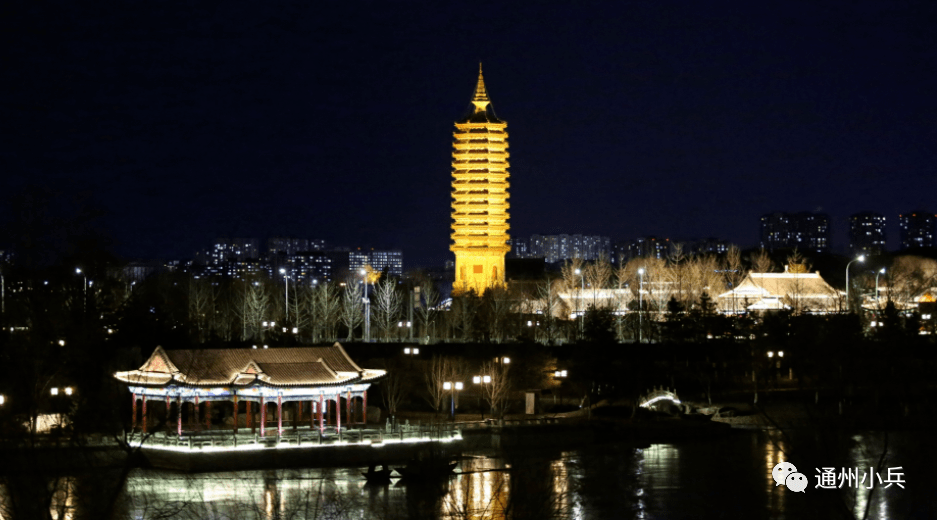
[4,2,936,268]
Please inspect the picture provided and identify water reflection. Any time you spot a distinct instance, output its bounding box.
[5,430,925,519]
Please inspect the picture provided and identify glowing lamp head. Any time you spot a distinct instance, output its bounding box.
[473,376,481,384]
[483,375,491,383]
[858,255,866,262]
[443,382,452,390]
[51,387,59,396]
[638,268,645,275]
[455,382,463,390]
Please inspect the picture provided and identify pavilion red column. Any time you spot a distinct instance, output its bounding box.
[247,401,253,433]
[132,393,137,430]
[233,396,239,434]
[277,395,283,437]
[346,390,351,426]
[310,400,314,429]
[336,394,341,433]
[260,397,266,437]
[317,395,323,433]
[177,397,182,436]
[194,396,200,431]
[294,401,300,431]
[205,401,212,430]
[363,390,367,425]
[166,396,171,431]
[142,398,148,433]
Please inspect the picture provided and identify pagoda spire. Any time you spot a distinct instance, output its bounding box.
[472,62,490,112]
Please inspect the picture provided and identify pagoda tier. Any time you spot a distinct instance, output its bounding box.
[450,64,511,296]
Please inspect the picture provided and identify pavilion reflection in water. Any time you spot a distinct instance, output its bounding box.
[118,455,579,519]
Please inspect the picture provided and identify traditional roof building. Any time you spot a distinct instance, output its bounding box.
[114,344,385,438]
[717,268,842,314]
[451,64,510,295]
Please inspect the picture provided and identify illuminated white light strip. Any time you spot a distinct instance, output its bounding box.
[127,432,463,453]
[640,396,682,408]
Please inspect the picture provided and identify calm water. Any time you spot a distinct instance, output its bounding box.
[49,430,937,519]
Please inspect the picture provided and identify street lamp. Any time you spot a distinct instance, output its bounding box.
[76,268,87,315]
[574,268,584,337]
[637,268,645,343]
[875,267,886,306]
[444,381,463,420]
[845,255,865,313]
[360,269,370,342]
[279,268,289,323]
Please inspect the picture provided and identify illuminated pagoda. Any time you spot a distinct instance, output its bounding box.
[114,344,385,438]
[451,63,510,295]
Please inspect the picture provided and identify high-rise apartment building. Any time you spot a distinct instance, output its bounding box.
[527,234,611,263]
[760,212,831,253]
[848,212,887,256]
[899,211,936,250]
[451,65,510,295]
[348,249,404,278]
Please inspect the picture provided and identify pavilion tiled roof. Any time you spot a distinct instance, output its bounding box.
[114,343,385,388]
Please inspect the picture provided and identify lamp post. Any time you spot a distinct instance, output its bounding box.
[444,381,463,420]
[279,268,289,324]
[75,268,87,315]
[637,268,645,344]
[845,255,865,313]
[875,267,886,307]
[574,268,584,337]
[360,269,370,342]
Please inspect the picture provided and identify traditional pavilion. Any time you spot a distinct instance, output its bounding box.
[451,63,511,295]
[114,343,385,438]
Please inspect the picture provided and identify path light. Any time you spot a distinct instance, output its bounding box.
[65,387,73,396]
[767,351,774,358]
[473,376,481,384]
[0,395,5,405]
[778,351,784,358]
[51,387,59,396]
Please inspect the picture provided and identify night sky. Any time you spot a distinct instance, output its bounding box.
[4,2,936,267]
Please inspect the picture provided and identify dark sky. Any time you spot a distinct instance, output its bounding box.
[4,1,936,267]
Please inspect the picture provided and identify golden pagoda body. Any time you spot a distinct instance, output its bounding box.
[451,65,510,295]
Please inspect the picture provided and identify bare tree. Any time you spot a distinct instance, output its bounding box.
[585,253,612,307]
[424,356,465,414]
[751,247,775,273]
[313,282,341,341]
[415,283,440,343]
[536,278,567,344]
[236,279,270,341]
[488,285,514,343]
[372,277,401,341]
[187,277,214,343]
[340,279,364,341]
[480,360,511,418]
[723,245,746,314]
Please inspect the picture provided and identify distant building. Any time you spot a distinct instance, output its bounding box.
[527,234,611,263]
[212,238,260,262]
[269,251,333,285]
[849,212,887,256]
[507,237,529,258]
[717,267,841,314]
[689,237,733,255]
[760,212,831,253]
[898,210,936,250]
[616,237,671,263]
[268,237,326,255]
[348,249,403,278]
